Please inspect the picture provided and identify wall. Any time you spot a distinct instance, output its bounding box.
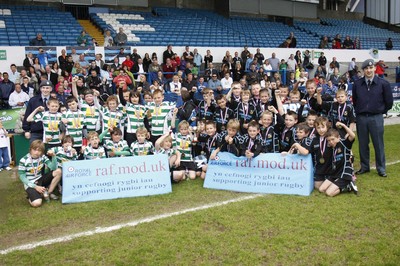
[1,45,399,74]
[366,0,400,25]
[148,0,215,10]
[230,0,318,19]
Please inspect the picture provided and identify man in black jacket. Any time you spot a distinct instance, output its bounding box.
[29,33,47,46]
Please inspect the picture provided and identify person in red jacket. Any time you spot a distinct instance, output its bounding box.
[122,55,134,72]
[113,69,133,91]
[375,60,388,78]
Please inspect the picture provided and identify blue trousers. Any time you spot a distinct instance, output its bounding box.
[0,146,10,168]
[356,113,386,174]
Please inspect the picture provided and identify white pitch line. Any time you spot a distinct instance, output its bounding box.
[371,160,400,169]
[0,194,264,255]
[3,160,400,256]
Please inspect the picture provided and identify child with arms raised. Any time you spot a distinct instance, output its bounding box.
[316,88,356,134]
[155,132,181,172]
[71,76,101,134]
[27,98,62,150]
[318,122,357,196]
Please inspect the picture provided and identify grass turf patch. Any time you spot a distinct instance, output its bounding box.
[1,163,400,264]
[0,124,399,264]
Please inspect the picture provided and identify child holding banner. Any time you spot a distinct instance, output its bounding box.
[276,110,298,152]
[130,127,154,156]
[239,120,263,158]
[288,123,312,155]
[26,98,63,150]
[102,128,131,157]
[258,109,282,154]
[318,122,358,196]
[47,135,78,169]
[210,119,241,159]
[310,116,333,189]
[155,132,181,169]
[173,121,196,181]
[18,140,62,207]
[82,131,107,160]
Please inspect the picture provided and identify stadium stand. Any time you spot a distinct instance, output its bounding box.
[90,8,314,47]
[0,4,398,49]
[295,18,400,50]
[0,5,87,46]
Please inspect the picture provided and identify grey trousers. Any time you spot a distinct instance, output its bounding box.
[356,113,386,174]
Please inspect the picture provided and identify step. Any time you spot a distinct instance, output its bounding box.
[78,19,104,46]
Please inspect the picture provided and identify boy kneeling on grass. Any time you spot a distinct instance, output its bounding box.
[18,140,62,207]
[318,122,358,197]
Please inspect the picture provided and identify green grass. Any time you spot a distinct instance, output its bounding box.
[1,125,399,265]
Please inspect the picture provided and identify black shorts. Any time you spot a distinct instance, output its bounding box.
[314,175,328,182]
[25,171,55,202]
[327,177,351,189]
[175,161,196,171]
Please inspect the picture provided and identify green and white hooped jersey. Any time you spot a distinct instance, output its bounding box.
[34,111,63,144]
[100,106,126,139]
[174,133,193,161]
[147,101,175,136]
[156,148,177,157]
[104,139,130,156]
[125,103,148,133]
[130,141,154,156]
[49,146,78,168]
[18,154,49,190]
[83,145,107,160]
[62,110,85,147]
[79,98,101,132]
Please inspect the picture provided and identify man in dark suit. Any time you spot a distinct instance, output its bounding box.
[352,59,393,177]
[23,80,53,143]
[44,65,58,86]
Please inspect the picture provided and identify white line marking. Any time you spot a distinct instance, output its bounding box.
[0,194,264,255]
[371,160,400,169]
[3,160,400,255]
